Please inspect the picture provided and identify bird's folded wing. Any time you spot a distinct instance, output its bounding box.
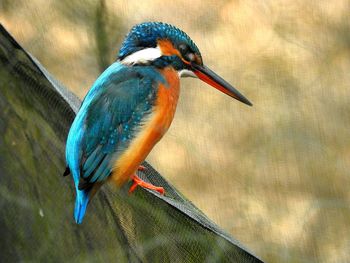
[78,68,158,188]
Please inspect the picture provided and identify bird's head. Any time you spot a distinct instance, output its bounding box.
[118,22,252,106]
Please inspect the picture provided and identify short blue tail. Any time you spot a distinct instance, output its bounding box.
[74,190,90,224]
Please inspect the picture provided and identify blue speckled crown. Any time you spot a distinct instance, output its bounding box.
[118,22,201,60]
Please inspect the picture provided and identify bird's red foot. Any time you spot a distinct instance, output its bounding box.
[129,174,165,195]
[138,165,146,171]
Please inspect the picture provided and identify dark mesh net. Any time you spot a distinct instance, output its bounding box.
[0,24,263,263]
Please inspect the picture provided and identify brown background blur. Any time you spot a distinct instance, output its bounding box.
[1,1,349,262]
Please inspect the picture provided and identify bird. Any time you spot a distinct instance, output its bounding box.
[64,22,252,224]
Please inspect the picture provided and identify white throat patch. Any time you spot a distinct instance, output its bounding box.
[178,69,197,78]
[120,47,162,65]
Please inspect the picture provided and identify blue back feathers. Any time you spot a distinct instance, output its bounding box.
[66,62,167,223]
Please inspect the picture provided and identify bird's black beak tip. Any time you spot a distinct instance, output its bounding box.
[244,99,253,107]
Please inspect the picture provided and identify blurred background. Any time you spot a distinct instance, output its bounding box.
[1,0,349,262]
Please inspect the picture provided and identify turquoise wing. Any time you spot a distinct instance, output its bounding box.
[66,63,166,190]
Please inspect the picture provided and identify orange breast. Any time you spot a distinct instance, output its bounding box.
[110,67,180,186]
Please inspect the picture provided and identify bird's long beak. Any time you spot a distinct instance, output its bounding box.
[191,63,252,106]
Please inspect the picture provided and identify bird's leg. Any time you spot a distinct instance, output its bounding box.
[129,174,165,195]
[138,165,146,171]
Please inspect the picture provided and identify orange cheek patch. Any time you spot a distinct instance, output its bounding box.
[157,39,181,57]
[157,39,197,66]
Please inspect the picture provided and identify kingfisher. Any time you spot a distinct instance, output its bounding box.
[64,22,252,224]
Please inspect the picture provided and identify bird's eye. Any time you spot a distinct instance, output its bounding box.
[178,44,188,54]
[185,53,195,62]
[178,43,195,62]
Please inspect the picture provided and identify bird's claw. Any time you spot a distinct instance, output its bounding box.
[129,174,165,195]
